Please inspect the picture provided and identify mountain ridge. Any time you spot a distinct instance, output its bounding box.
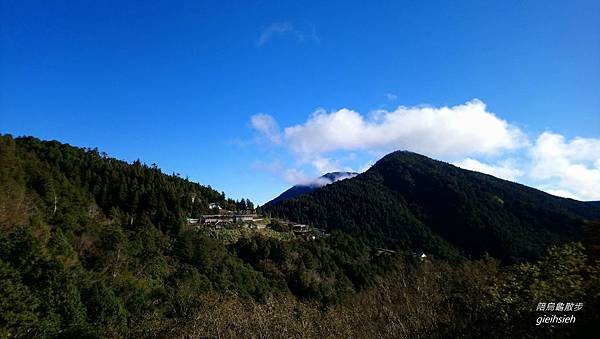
[265,171,358,205]
[263,150,600,261]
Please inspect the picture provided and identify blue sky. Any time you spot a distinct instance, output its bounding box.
[1,0,599,204]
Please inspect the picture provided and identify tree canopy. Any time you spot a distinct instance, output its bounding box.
[1,135,598,338]
[264,151,600,261]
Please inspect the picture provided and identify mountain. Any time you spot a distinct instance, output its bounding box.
[263,151,600,261]
[2,135,599,337]
[0,134,276,335]
[0,135,250,234]
[265,172,358,205]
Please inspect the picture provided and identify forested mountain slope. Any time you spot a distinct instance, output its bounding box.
[1,135,599,337]
[263,151,600,261]
[0,135,241,235]
[0,135,269,336]
[0,135,396,336]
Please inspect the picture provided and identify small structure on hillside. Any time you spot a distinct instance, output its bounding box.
[375,248,397,256]
[187,213,263,228]
[409,251,431,261]
[235,215,255,222]
[292,224,310,234]
[249,223,267,230]
[202,214,232,224]
[208,203,222,210]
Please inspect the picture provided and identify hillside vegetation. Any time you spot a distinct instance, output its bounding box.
[1,135,599,338]
[263,151,600,261]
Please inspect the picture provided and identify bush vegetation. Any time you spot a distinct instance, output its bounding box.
[1,135,598,338]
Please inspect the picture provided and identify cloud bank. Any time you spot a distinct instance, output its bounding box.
[282,99,526,160]
[250,99,600,201]
[251,113,281,143]
[528,132,600,201]
[454,132,600,200]
[311,172,359,188]
[453,158,524,182]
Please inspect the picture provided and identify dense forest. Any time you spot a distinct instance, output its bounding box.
[1,135,599,338]
[263,151,600,262]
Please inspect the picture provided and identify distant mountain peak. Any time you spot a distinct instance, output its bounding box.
[266,171,358,205]
[310,171,359,187]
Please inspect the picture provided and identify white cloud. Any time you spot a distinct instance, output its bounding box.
[454,158,524,181]
[251,113,281,143]
[257,22,319,46]
[454,132,600,200]
[386,93,398,101]
[311,157,339,174]
[529,132,600,201]
[282,99,527,161]
[282,168,312,185]
[312,172,358,187]
[359,160,375,173]
[544,189,581,200]
[249,100,600,201]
